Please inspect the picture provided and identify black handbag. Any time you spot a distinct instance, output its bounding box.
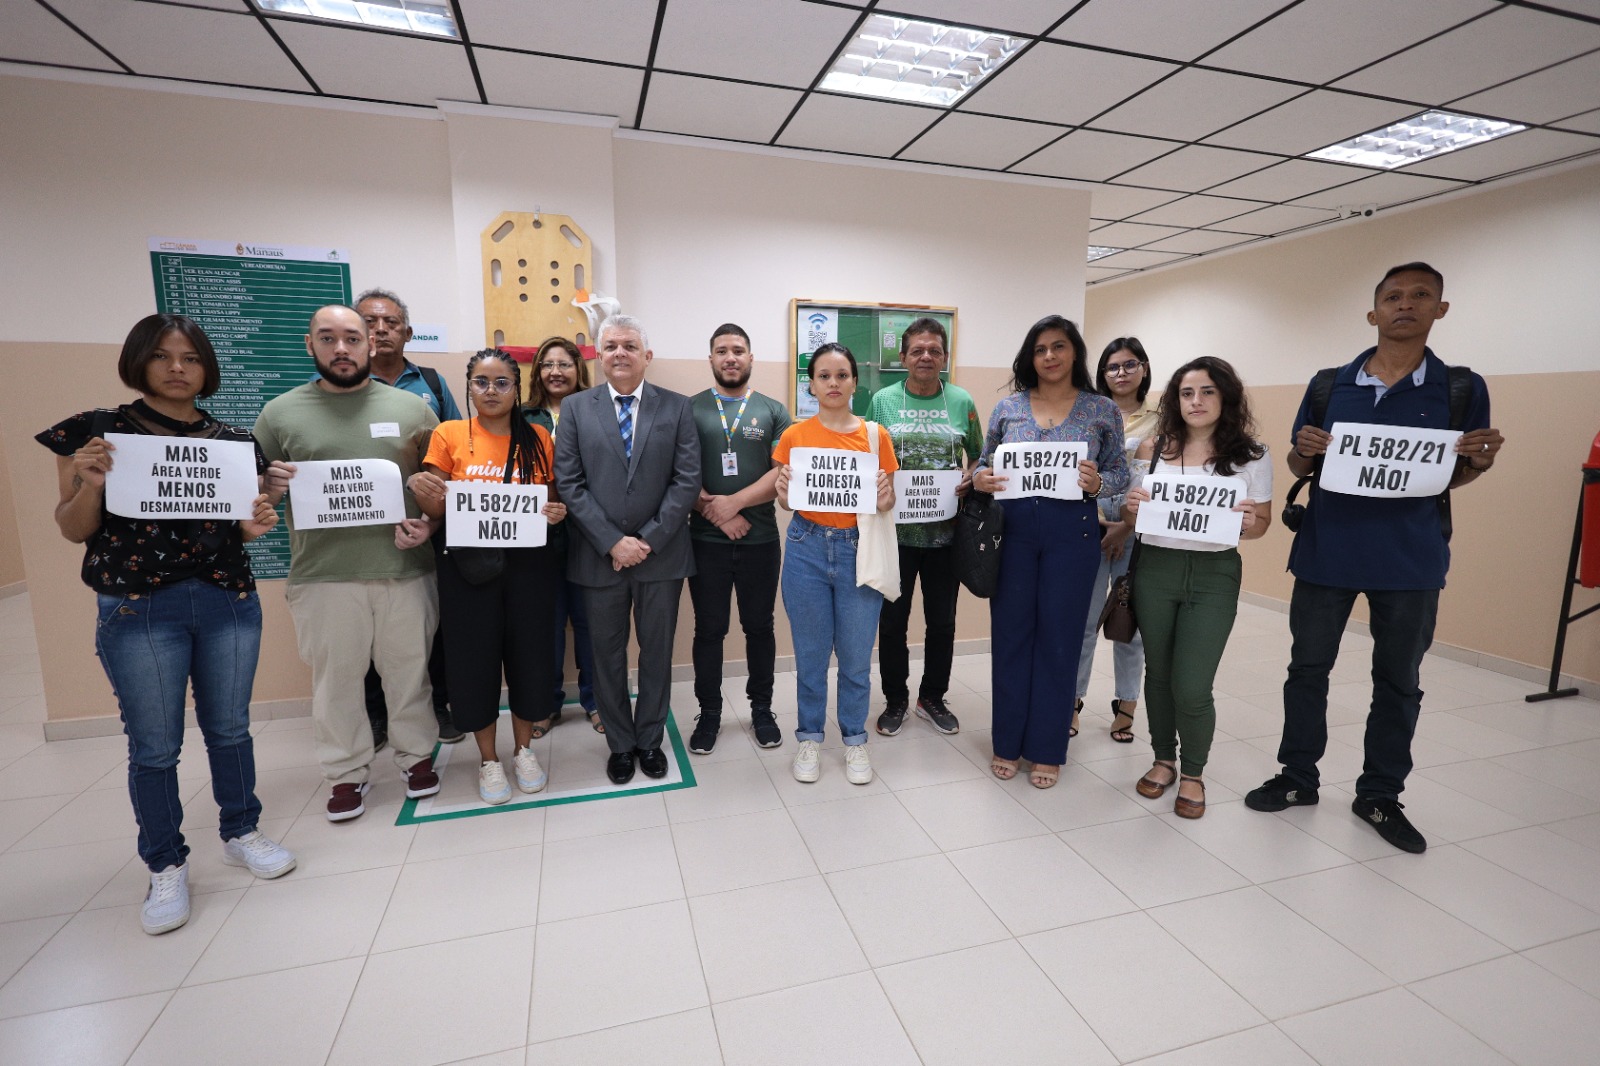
[953,490,1004,598]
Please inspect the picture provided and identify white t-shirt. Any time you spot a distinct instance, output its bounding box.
[1134,446,1273,552]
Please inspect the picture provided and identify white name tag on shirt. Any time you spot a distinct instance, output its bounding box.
[1320,423,1460,498]
[1136,473,1248,546]
[369,422,400,438]
[991,442,1084,500]
[102,433,258,521]
[786,447,877,514]
[289,459,406,530]
[893,469,962,524]
[445,484,548,547]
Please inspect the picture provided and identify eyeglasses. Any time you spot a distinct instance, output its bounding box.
[1105,360,1144,377]
[539,361,576,371]
[469,377,515,393]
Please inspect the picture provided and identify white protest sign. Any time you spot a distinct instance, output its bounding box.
[102,433,258,521]
[991,442,1085,500]
[893,469,963,524]
[288,458,406,530]
[786,447,878,514]
[445,483,548,547]
[1136,472,1248,546]
[1320,422,1460,498]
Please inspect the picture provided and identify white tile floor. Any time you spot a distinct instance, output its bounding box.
[1,591,1599,1065]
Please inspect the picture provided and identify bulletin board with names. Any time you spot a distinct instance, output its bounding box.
[789,300,957,421]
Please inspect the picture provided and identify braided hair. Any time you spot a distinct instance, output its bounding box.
[464,348,552,485]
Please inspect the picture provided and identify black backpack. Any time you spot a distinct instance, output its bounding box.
[1281,364,1473,541]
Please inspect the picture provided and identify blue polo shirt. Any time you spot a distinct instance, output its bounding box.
[1288,347,1489,591]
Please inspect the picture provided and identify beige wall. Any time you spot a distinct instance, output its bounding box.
[0,423,25,592]
[1085,161,1600,686]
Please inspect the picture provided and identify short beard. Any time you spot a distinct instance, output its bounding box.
[715,366,751,391]
[318,357,371,388]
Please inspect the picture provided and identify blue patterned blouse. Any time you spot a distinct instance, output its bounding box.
[979,390,1131,498]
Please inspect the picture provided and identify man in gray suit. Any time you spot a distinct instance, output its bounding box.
[555,315,700,784]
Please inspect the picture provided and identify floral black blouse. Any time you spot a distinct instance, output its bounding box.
[36,403,266,595]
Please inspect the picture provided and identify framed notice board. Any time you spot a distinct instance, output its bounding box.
[789,300,958,420]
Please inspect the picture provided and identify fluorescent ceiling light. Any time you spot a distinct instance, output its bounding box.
[1306,110,1526,170]
[252,0,460,40]
[1087,246,1122,262]
[819,14,1025,107]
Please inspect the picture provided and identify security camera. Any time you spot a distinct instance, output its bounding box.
[1360,204,1378,217]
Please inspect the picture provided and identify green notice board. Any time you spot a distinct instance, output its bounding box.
[790,301,957,420]
[149,238,352,579]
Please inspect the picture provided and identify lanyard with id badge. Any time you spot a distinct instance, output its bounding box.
[713,390,749,477]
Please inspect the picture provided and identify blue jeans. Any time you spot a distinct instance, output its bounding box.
[94,582,264,872]
[781,515,883,746]
[553,576,596,714]
[1076,545,1145,702]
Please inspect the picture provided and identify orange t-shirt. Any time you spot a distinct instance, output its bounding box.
[773,417,899,529]
[425,418,554,485]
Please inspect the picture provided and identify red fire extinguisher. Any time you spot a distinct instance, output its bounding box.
[1583,429,1600,589]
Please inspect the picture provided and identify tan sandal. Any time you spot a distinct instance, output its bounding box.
[1029,763,1060,789]
[1136,760,1177,799]
[1175,775,1206,819]
[991,756,1019,781]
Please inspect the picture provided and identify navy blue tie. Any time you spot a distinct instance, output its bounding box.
[617,395,634,460]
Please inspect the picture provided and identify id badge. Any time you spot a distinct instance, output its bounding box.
[721,451,739,476]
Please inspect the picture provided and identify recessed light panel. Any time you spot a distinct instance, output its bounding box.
[819,14,1025,107]
[1306,110,1526,170]
[253,0,460,40]
[1087,246,1123,261]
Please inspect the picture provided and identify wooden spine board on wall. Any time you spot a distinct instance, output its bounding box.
[788,298,960,419]
[481,211,595,402]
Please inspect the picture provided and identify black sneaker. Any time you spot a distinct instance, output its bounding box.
[689,712,720,755]
[751,708,782,749]
[915,696,960,735]
[876,700,908,737]
[1352,796,1427,853]
[1244,773,1319,812]
[436,708,465,744]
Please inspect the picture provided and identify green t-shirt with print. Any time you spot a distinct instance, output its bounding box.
[867,380,983,548]
[690,389,793,544]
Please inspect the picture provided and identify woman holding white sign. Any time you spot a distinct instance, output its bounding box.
[1123,357,1272,818]
[38,313,294,936]
[773,343,898,786]
[410,349,568,804]
[973,316,1128,789]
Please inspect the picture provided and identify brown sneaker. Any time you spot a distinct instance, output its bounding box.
[405,757,440,798]
[326,782,369,822]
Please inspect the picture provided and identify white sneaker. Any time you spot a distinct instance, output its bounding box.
[222,831,296,879]
[513,745,547,793]
[844,744,873,785]
[792,740,821,783]
[478,760,511,805]
[141,864,190,935]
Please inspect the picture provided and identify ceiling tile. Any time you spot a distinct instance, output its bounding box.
[1216,202,1339,235]
[1088,184,1186,220]
[1204,90,1419,156]
[459,0,658,66]
[900,0,1074,36]
[1115,144,1283,191]
[1400,128,1600,180]
[1334,6,1600,105]
[1451,49,1600,125]
[0,1,120,70]
[897,112,1063,170]
[1139,230,1261,254]
[1095,67,1301,141]
[652,0,860,89]
[1086,265,1139,281]
[1125,193,1261,228]
[961,42,1176,126]
[1087,221,1188,247]
[1203,158,1367,201]
[639,72,801,141]
[1053,0,1290,62]
[1555,108,1600,135]
[475,49,643,119]
[1290,170,1471,210]
[1532,0,1600,14]
[1012,129,1176,181]
[1205,0,1496,85]
[1090,249,1194,269]
[50,0,307,90]
[776,94,941,157]
[271,19,477,105]
[146,0,247,8]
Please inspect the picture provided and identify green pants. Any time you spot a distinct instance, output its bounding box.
[1132,544,1241,776]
